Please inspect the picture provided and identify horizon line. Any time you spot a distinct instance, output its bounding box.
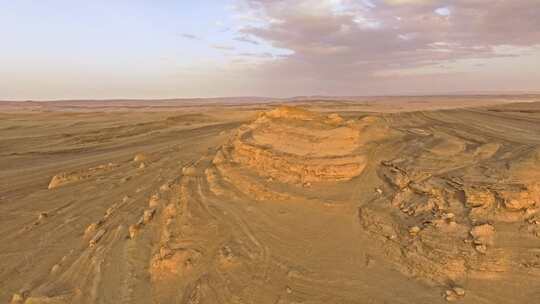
[2,91,540,103]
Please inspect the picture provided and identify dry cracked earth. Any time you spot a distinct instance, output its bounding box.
[1,97,540,303]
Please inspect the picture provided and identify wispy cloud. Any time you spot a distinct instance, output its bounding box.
[233,35,259,45]
[180,33,200,40]
[212,44,236,51]
[237,52,274,58]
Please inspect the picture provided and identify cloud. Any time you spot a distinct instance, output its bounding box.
[233,35,260,45]
[180,33,200,40]
[384,0,433,5]
[212,44,236,51]
[227,0,540,95]
[236,52,274,58]
[434,6,450,16]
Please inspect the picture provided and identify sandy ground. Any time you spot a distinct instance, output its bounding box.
[1,96,540,303]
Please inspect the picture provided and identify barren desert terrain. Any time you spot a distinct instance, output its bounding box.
[1,96,540,303]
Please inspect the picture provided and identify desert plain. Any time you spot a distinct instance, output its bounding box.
[1,95,540,303]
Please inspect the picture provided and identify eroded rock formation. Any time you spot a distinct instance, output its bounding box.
[214,106,390,186]
[360,135,540,288]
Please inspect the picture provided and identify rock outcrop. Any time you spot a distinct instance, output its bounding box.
[48,163,117,189]
[214,106,389,186]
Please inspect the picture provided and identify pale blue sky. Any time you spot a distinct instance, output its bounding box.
[0,0,284,99]
[0,1,277,64]
[1,0,539,99]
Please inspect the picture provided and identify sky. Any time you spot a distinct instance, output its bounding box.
[1,0,539,100]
